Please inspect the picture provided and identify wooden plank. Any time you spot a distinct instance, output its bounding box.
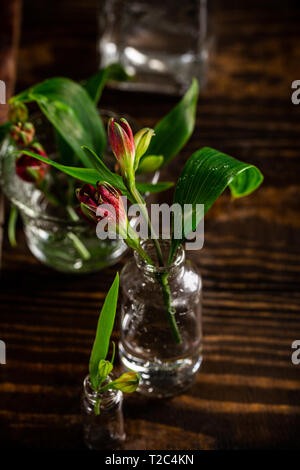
[0,0,300,450]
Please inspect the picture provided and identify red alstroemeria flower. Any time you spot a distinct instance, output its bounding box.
[77,182,127,233]
[96,182,127,232]
[76,184,99,224]
[15,144,49,183]
[108,118,135,177]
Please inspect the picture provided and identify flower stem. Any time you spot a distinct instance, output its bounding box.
[65,205,93,260]
[8,204,18,247]
[66,232,91,260]
[127,182,182,344]
[36,179,61,207]
[128,183,164,266]
[66,205,79,221]
[94,397,101,415]
[156,271,182,344]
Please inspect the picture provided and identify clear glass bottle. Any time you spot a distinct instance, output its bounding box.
[99,0,211,94]
[82,375,126,450]
[119,240,202,398]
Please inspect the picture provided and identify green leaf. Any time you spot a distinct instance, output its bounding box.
[22,149,174,195]
[144,79,199,166]
[81,145,114,173]
[170,147,264,260]
[55,131,77,166]
[84,63,130,104]
[89,273,119,390]
[81,147,173,193]
[110,341,116,364]
[0,122,12,144]
[137,155,164,174]
[97,359,113,387]
[136,181,174,193]
[21,150,101,184]
[11,78,106,167]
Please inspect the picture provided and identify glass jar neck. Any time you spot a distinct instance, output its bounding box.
[83,375,122,412]
[134,240,185,278]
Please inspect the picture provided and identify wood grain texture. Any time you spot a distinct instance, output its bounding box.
[1,0,300,450]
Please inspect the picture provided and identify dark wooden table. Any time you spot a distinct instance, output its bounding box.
[1,0,300,449]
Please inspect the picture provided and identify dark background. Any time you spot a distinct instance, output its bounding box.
[0,0,300,449]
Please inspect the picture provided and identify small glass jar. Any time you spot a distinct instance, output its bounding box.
[82,375,126,450]
[119,240,202,398]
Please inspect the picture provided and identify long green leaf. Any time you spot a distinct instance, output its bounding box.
[84,63,130,103]
[82,145,115,174]
[170,147,264,260]
[144,79,199,167]
[21,150,174,195]
[55,130,77,166]
[89,273,119,389]
[21,150,101,184]
[11,78,106,167]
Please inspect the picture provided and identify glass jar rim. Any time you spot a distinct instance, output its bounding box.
[83,374,122,410]
[134,239,185,275]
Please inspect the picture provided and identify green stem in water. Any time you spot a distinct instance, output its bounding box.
[128,182,164,267]
[66,205,79,221]
[8,204,18,247]
[66,206,92,260]
[124,186,182,344]
[94,397,101,415]
[66,232,91,260]
[156,271,182,344]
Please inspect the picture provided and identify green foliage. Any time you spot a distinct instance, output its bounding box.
[89,273,119,389]
[0,122,11,145]
[21,149,174,196]
[97,360,113,386]
[170,147,264,261]
[11,78,106,167]
[144,79,199,167]
[84,63,130,103]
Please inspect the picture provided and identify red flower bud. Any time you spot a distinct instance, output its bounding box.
[108,118,135,177]
[8,102,28,124]
[10,122,35,147]
[96,182,127,231]
[15,143,49,183]
[76,184,99,223]
[76,182,127,233]
[111,372,140,393]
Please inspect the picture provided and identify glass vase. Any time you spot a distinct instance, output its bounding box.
[0,110,157,273]
[119,240,202,398]
[82,375,125,450]
[99,0,211,94]
[0,137,128,273]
